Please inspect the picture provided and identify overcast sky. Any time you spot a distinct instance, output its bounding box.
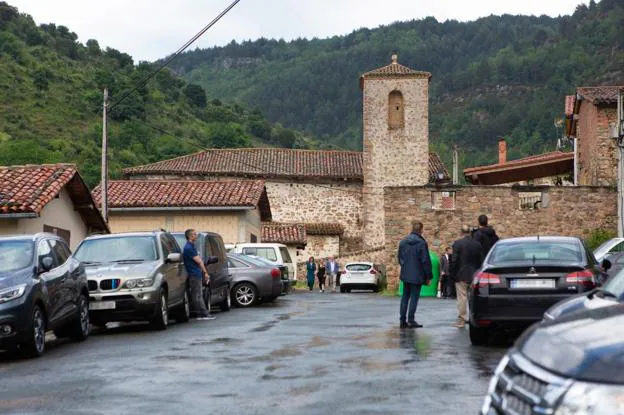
[10,0,587,62]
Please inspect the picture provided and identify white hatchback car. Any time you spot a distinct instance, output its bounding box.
[340,262,380,293]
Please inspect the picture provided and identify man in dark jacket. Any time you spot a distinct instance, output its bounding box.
[450,225,484,328]
[473,215,499,259]
[397,220,433,329]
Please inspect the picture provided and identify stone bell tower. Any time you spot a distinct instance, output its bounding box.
[360,54,432,248]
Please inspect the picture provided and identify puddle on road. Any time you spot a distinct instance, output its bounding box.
[307,336,331,348]
[210,337,243,345]
[210,393,238,398]
[251,320,279,332]
[350,329,432,356]
[270,346,302,358]
[289,383,322,396]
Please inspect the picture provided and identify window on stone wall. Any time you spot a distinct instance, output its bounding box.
[518,192,542,210]
[388,90,405,129]
[432,191,455,210]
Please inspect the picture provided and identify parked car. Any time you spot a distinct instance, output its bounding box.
[468,236,601,346]
[245,255,290,295]
[73,231,189,330]
[227,254,283,307]
[0,233,90,357]
[481,306,624,415]
[172,232,232,312]
[340,262,381,293]
[543,264,624,322]
[231,243,296,282]
[593,237,624,262]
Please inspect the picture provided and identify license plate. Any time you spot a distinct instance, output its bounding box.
[89,301,116,310]
[511,279,555,289]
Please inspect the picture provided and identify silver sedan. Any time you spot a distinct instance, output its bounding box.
[227,254,283,307]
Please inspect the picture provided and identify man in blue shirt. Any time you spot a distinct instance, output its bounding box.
[183,229,215,321]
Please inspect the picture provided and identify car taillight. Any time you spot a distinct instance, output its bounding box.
[369,269,377,275]
[472,272,501,288]
[566,269,595,287]
[271,268,281,279]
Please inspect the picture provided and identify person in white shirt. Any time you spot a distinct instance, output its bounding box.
[325,257,340,292]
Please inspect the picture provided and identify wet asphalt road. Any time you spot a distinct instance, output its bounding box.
[0,291,511,415]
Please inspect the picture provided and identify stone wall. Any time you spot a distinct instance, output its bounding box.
[383,185,618,288]
[577,104,618,186]
[298,235,340,264]
[265,181,363,239]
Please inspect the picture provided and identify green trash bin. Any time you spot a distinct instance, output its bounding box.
[397,251,440,297]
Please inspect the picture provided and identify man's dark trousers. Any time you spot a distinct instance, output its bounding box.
[400,282,422,324]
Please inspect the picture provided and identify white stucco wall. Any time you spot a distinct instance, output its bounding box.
[0,188,89,249]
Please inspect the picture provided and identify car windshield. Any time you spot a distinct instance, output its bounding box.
[0,240,34,272]
[604,268,624,298]
[74,236,158,263]
[346,264,372,271]
[238,255,273,268]
[488,241,582,265]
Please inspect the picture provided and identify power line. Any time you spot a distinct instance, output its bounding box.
[107,0,241,113]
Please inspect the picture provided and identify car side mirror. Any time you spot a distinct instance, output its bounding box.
[40,256,54,273]
[601,259,612,271]
[205,256,219,265]
[166,253,181,263]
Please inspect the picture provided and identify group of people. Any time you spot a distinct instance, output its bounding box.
[306,256,340,292]
[397,215,499,329]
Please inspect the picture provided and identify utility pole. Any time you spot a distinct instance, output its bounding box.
[101,88,109,224]
[617,90,624,237]
[452,146,459,185]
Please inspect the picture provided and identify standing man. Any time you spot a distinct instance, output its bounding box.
[473,215,499,259]
[438,246,452,299]
[450,225,484,328]
[397,220,433,329]
[182,229,215,321]
[326,256,339,293]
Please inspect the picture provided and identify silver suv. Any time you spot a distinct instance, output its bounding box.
[72,231,189,330]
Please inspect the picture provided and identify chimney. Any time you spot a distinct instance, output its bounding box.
[498,139,507,164]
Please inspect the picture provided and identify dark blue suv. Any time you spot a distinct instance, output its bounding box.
[0,233,90,357]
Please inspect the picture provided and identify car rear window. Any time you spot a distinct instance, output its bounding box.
[488,241,582,265]
[279,247,292,264]
[238,255,273,267]
[243,247,277,262]
[346,264,372,271]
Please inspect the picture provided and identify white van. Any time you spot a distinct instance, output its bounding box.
[231,243,296,281]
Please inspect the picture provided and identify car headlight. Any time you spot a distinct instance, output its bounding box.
[556,382,624,414]
[0,284,27,304]
[123,279,154,289]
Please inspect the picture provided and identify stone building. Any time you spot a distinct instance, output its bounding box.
[567,86,623,186]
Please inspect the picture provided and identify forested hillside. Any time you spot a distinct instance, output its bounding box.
[171,0,624,168]
[0,2,314,187]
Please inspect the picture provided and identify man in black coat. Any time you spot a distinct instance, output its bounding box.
[473,215,499,259]
[450,225,484,328]
[397,220,433,329]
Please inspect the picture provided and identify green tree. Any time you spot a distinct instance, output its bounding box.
[184,84,207,108]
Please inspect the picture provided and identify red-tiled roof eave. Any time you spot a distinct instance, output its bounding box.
[304,223,345,236]
[463,152,575,175]
[65,173,110,233]
[261,222,307,245]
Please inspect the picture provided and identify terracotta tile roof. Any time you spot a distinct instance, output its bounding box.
[360,55,431,81]
[123,148,450,184]
[0,164,108,232]
[428,152,451,183]
[305,223,345,236]
[577,86,624,105]
[0,164,76,214]
[262,222,307,246]
[92,180,272,221]
[464,151,574,185]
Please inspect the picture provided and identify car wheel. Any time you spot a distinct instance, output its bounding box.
[372,286,379,293]
[23,305,46,357]
[233,283,257,308]
[174,290,190,323]
[150,289,168,330]
[469,324,490,346]
[69,294,90,341]
[340,286,346,293]
[219,287,231,312]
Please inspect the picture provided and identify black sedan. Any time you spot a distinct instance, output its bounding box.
[468,236,600,345]
[481,306,624,414]
[227,254,284,307]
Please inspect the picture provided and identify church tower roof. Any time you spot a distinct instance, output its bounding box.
[360,54,431,88]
